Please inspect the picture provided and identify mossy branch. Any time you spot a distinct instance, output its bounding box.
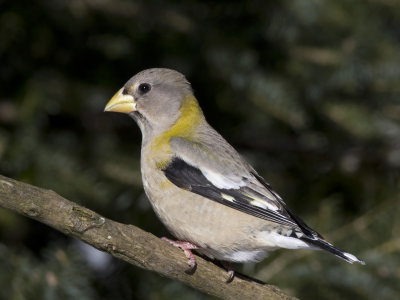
[0,174,296,300]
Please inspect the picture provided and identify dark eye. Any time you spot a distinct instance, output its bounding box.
[138,83,151,94]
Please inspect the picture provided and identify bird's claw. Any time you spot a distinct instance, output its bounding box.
[221,261,235,283]
[161,237,199,272]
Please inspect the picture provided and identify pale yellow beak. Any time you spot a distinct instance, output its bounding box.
[104,88,136,113]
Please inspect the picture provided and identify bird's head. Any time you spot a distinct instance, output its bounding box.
[105,68,198,136]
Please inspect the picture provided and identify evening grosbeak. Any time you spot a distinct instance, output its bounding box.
[104,68,364,278]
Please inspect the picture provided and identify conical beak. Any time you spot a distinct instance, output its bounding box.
[104,88,136,113]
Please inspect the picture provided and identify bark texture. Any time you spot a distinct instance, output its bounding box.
[0,174,296,300]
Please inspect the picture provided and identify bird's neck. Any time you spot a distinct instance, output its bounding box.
[152,95,204,146]
[142,96,205,170]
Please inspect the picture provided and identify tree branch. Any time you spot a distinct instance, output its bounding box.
[0,174,295,300]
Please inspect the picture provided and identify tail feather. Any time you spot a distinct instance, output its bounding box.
[303,237,365,265]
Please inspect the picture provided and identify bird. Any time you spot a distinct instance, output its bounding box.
[104,68,365,279]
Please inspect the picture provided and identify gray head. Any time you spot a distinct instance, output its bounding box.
[105,68,197,137]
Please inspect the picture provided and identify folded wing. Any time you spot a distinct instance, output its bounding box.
[164,136,321,239]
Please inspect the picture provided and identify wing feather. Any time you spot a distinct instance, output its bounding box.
[163,156,299,228]
[165,136,321,239]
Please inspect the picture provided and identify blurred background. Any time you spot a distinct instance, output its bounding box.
[1,0,399,299]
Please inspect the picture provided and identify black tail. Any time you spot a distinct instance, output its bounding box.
[303,237,365,265]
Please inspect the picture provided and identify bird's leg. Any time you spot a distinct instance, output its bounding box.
[220,261,235,283]
[161,237,199,270]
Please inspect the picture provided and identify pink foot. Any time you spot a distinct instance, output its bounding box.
[161,237,199,270]
[221,261,235,282]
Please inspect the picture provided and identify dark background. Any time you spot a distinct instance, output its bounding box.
[1,0,399,299]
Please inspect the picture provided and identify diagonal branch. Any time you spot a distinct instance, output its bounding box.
[0,174,296,300]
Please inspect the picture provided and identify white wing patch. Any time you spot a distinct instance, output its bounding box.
[203,170,281,211]
[250,199,268,209]
[295,231,304,238]
[248,197,279,211]
[221,193,235,202]
[242,189,280,211]
[201,169,244,189]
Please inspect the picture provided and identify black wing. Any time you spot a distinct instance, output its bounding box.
[163,156,321,238]
[163,156,366,264]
